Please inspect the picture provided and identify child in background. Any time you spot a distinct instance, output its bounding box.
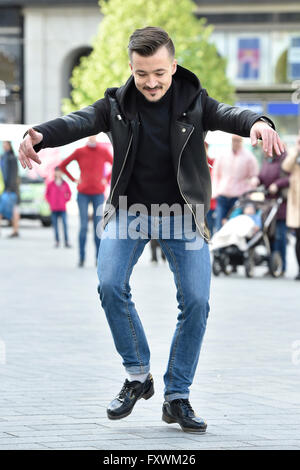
[210,202,262,252]
[46,167,72,248]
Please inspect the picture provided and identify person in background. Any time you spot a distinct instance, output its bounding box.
[45,166,72,248]
[150,239,166,263]
[0,141,20,238]
[281,131,300,280]
[251,149,289,274]
[212,135,259,231]
[204,141,216,236]
[59,135,113,267]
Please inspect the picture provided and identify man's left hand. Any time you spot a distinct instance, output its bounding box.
[250,120,285,157]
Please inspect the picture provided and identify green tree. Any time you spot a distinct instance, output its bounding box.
[62,0,234,113]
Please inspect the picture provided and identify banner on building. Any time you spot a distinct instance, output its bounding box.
[237,38,260,80]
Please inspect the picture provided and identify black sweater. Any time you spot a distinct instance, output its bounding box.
[126,85,185,210]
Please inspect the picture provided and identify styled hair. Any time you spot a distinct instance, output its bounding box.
[128,26,175,60]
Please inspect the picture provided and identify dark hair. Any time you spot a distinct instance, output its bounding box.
[128,26,175,60]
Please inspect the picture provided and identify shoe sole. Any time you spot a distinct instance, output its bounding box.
[107,386,154,420]
[162,412,207,433]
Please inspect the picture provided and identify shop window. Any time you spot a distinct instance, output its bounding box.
[288,37,300,80]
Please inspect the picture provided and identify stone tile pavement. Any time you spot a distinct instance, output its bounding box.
[0,216,300,450]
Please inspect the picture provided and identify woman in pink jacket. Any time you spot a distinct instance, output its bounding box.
[46,166,72,247]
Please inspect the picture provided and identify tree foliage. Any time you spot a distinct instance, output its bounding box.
[62,0,234,113]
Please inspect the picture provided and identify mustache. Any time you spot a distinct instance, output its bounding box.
[143,86,162,91]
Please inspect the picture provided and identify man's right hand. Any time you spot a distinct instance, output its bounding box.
[19,128,43,169]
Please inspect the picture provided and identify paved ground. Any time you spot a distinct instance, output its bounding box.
[0,215,300,450]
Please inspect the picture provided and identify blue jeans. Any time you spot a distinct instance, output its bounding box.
[97,210,211,401]
[272,219,287,272]
[77,192,105,262]
[206,209,215,236]
[215,196,238,231]
[51,210,68,243]
[0,191,17,220]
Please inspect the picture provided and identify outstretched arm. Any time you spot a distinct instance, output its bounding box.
[202,92,284,157]
[19,98,110,169]
[59,151,79,183]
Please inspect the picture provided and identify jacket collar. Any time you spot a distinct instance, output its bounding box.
[105,65,202,121]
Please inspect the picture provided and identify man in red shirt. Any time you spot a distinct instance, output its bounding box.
[60,135,113,266]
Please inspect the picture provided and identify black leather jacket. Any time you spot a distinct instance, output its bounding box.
[33,65,274,239]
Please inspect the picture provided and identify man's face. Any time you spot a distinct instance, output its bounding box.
[130,46,177,102]
[87,136,97,147]
[54,169,62,179]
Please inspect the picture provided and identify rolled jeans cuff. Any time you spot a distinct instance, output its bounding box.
[164,392,190,402]
[125,364,150,375]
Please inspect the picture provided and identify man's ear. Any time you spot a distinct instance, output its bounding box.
[172,59,177,75]
[129,62,133,74]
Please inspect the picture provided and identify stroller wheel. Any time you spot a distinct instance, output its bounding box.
[269,251,283,278]
[244,251,255,278]
[221,254,232,275]
[212,257,222,276]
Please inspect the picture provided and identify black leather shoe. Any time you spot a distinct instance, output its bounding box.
[107,374,154,420]
[162,399,207,433]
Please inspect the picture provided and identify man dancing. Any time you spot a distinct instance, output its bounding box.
[19,26,284,433]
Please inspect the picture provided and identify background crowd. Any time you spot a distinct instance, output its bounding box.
[0,130,300,280]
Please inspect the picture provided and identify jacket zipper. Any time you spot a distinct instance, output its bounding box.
[176,126,209,242]
[105,133,133,215]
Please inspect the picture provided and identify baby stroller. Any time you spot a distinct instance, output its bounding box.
[211,189,283,278]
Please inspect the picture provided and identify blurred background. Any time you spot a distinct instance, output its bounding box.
[0,0,299,256]
[1,0,300,131]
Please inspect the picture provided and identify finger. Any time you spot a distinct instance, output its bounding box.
[28,127,39,142]
[24,141,41,164]
[21,146,35,170]
[18,147,26,169]
[267,130,273,156]
[266,130,273,156]
[250,129,258,147]
[261,129,270,155]
[28,127,36,137]
[277,135,285,154]
[19,148,31,169]
[273,138,281,156]
[22,149,33,170]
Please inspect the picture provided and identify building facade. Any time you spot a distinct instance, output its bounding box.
[0,5,23,123]
[195,0,300,135]
[0,0,300,135]
[0,0,100,125]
